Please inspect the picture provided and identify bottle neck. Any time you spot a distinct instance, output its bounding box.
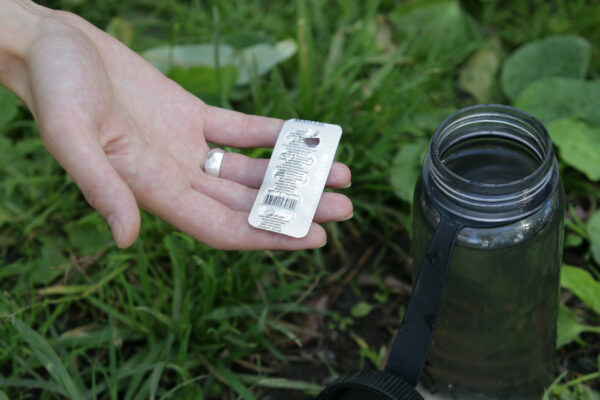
[422,104,559,226]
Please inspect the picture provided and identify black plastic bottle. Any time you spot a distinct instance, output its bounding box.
[412,105,565,399]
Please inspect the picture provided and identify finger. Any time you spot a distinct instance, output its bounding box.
[193,173,352,223]
[127,150,327,250]
[314,192,353,223]
[203,105,284,148]
[219,152,352,189]
[40,127,141,248]
[149,184,327,250]
[192,173,257,212]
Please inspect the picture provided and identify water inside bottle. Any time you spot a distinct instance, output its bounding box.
[442,136,540,184]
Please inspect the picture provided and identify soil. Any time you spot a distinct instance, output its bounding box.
[260,228,414,399]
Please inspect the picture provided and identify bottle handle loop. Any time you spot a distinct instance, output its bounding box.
[316,217,461,399]
[385,217,461,386]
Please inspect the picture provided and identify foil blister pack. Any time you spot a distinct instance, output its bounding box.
[248,119,343,238]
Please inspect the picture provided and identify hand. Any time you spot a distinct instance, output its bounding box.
[0,2,352,250]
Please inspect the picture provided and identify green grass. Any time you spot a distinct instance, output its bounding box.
[2,0,600,399]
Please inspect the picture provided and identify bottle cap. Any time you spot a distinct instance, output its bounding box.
[316,370,424,400]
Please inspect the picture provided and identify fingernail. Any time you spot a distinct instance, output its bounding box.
[107,214,122,244]
[344,213,354,221]
[343,182,352,189]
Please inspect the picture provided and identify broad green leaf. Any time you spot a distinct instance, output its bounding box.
[390,0,480,66]
[514,78,600,125]
[564,233,583,249]
[587,211,600,264]
[12,319,84,399]
[459,35,502,103]
[390,140,428,203]
[557,305,585,348]
[142,40,297,85]
[561,265,600,315]
[167,66,238,105]
[0,85,18,127]
[501,35,590,101]
[556,305,600,348]
[29,239,69,285]
[351,301,374,318]
[546,118,600,181]
[64,213,112,255]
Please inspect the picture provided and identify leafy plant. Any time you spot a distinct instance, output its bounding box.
[142,40,297,85]
[390,0,480,67]
[547,118,600,181]
[557,305,600,348]
[588,211,600,264]
[562,265,600,315]
[515,78,600,125]
[0,86,18,127]
[501,35,590,101]
[459,35,503,103]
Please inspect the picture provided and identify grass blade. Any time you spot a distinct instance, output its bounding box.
[209,358,257,400]
[0,378,64,395]
[12,318,84,399]
[158,375,207,400]
[297,0,316,117]
[238,374,323,392]
[149,362,166,400]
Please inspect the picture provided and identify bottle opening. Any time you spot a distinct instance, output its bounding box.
[423,104,559,225]
[441,136,542,185]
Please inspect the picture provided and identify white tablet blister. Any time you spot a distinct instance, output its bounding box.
[248,119,343,238]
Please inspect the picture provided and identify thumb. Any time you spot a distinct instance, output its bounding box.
[42,130,140,248]
[76,160,141,248]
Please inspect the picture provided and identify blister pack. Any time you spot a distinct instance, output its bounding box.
[248,119,343,238]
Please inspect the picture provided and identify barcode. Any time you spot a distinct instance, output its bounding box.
[263,194,298,211]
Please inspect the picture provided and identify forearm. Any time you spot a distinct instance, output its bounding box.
[0,0,48,103]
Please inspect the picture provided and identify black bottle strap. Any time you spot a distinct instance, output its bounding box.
[384,216,461,386]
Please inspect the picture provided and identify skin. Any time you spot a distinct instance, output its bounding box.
[0,0,353,250]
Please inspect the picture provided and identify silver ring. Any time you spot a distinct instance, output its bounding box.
[204,148,225,177]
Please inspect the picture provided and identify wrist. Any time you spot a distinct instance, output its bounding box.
[0,0,50,103]
[1,1,47,57]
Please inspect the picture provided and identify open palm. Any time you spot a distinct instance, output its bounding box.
[18,10,352,250]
